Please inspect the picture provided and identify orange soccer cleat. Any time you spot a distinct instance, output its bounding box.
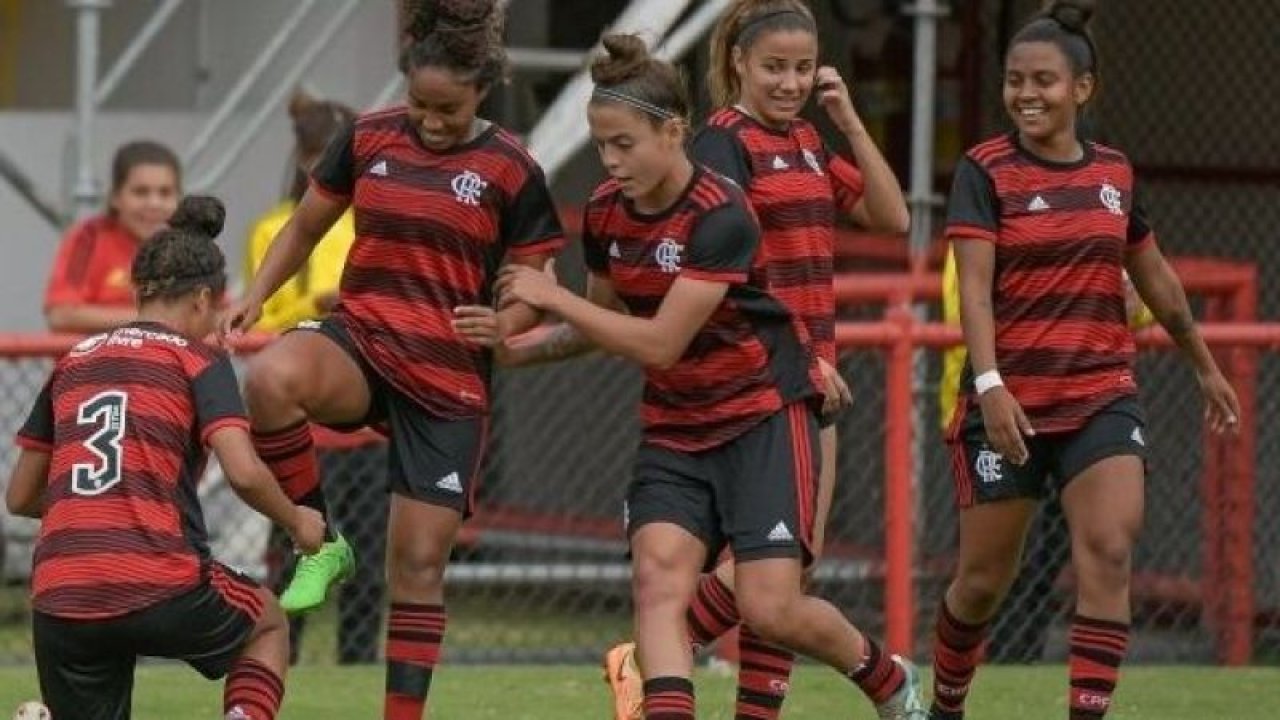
[602,642,644,720]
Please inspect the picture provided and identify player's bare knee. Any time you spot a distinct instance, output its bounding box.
[951,565,1014,618]
[1076,532,1134,586]
[387,546,447,596]
[736,586,799,642]
[630,553,688,612]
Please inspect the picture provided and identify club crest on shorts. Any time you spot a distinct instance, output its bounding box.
[1100,182,1124,215]
[654,238,682,273]
[974,449,1003,484]
[452,170,487,206]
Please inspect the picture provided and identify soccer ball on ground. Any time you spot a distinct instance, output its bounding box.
[12,701,50,720]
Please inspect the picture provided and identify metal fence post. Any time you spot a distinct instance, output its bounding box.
[884,304,917,655]
[67,0,111,219]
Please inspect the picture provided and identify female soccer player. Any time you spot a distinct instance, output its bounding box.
[9,196,325,720]
[221,1,563,716]
[931,2,1240,718]
[492,33,924,720]
[601,2,911,716]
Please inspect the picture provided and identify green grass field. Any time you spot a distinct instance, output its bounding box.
[1,664,1276,719]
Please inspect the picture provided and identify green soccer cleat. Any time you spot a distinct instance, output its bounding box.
[875,655,928,720]
[279,534,355,615]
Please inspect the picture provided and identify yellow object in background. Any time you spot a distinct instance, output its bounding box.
[245,200,356,332]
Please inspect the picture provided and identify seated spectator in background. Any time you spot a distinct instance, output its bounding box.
[44,140,181,333]
[247,92,388,666]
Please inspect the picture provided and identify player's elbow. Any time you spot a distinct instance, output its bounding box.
[5,483,39,518]
[884,208,911,235]
[641,342,685,370]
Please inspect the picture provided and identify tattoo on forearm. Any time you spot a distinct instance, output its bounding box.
[539,324,588,361]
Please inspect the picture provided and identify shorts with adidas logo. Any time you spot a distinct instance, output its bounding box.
[294,317,487,516]
[624,403,820,567]
[949,396,1147,509]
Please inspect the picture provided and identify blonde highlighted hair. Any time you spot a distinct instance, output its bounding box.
[706,0,817,108]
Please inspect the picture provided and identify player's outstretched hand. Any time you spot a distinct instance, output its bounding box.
[219,297,262,345]
[978,386,1035,466]
[1199,369,1241,435]
[288,506,327,555]
[452,305,500,347]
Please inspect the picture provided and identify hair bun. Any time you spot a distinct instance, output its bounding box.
[1047,0,1095,32]
[436,0,495,30]
[406,0,496,42]
[591,33,652,86]
[168,195,225,239]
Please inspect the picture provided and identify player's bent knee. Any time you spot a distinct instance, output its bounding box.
[951,567,1015,618]
[1077,533,1134,581]
[736,588,799,642]
[387,550,447,595]
[631,556,688,612]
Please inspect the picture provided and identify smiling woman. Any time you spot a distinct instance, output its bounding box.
[223,2,566,716]
[43,141,182,334]
[491,32,923,720]
[934,3,1242,719]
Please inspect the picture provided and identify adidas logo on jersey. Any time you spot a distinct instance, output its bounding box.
[1027,195,1051,212]
[772,155,789,170]
[369,160,389,177]
[435,472,463,494]
[767,521,794,542]
[1131,427,1145,447]
[609,241,622,259]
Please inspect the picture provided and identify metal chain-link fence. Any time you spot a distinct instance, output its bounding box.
[1,333,1276,666]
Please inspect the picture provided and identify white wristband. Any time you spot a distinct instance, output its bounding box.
[974,369,1004,395]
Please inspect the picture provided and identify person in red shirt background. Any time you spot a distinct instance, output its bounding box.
[44,140,182,334]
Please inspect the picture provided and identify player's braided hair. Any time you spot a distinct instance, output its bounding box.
[399,0,506,88]
[131,195,227,302]
[589,34,690,129]
[1010,0,1099,80]
[707,0,817,108]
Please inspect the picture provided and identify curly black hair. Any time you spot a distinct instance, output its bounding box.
[131,195,227,302]
[400,0,506,88]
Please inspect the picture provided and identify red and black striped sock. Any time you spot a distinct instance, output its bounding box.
[1068,614,1129,719]
[643,676,695,719]
[686,573,739,650]
[930,598,989,717]
[847,634,905,704]
[734,625,794,719]
[223,657,284,720]
[251,420,333,540]
[384,602,446,720]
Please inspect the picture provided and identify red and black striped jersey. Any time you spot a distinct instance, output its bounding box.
[945,133,1155,434]
[691,107,865,364]
[311,108,565,419]
[582,168,822,452]
[15,322,247,620]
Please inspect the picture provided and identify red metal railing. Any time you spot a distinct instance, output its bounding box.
[2,258,1274,663]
